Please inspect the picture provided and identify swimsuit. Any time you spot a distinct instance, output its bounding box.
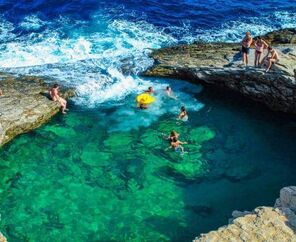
[255,42,264,54]
[241,36,251,54]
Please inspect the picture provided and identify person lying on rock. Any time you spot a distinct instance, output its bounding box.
[49,83,69,114]
[262,46,279,72]
[254,37,268,67]
[241,32,253,66]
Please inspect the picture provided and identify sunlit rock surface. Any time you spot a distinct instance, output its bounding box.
[0,73,74,146]
[194,186,296,242]
[144,28,296,114]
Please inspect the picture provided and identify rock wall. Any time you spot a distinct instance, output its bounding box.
[0,73,74,147]
[194,186,296,242]
[143,29,296,114]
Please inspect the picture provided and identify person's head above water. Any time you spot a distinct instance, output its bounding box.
[170,130,178,137]
[166,86,171,91]
[181,106,186,112]
[148,86,153,92]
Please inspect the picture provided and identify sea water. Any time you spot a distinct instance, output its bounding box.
[0,0,296,241]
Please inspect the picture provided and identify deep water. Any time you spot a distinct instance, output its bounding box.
[0,0,296,241]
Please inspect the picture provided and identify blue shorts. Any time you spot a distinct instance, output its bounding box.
[241,46,250,54]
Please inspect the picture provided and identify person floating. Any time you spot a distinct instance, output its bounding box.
[254,36,268,67]
[263,46,280,72]
[136,91,155,109]
[167,136,187,154]
[241,32,253,66]
[49,83,69,114]
[165,86,177,100]
[177,106,188,121]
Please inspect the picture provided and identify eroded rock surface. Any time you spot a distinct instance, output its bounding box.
[194,186,296,242]
[144,28,296,114]
[0,73,74,146]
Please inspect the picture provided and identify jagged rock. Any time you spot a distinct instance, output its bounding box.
[275,186,296,213]
[194,186,296,242]
[143,28,296,114]
[0,73,75,146]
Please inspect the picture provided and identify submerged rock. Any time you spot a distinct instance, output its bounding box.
[144,28,296,114]
[194,186,296,242]
[0,73,74,146]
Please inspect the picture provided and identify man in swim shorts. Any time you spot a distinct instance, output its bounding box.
[241,32,253,66]
[263,46,279,72]
[49,84,69,114]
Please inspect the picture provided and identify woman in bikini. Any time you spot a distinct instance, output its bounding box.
[254,37,268,67]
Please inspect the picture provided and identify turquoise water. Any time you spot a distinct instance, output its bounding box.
[1,78,296,241]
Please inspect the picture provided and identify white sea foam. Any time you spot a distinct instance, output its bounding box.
[0,10,295,110]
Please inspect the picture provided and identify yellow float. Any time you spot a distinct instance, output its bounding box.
[136,93,155,105]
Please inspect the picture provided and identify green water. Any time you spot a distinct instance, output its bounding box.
[1,80,296,242]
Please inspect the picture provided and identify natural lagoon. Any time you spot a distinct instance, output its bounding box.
[1,78,296,241]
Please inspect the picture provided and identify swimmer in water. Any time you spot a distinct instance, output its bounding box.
[145,86,154,94]
[167,137,187,154]
[165,86,177,100]
[177,106,188,121]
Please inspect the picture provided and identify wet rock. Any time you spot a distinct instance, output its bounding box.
[275,186,296,213]
[0,74,75,146]
[143,28,296,114]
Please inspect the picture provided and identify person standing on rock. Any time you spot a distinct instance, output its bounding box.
[241,32,253,66]
[254,37,268,67]
[49,84,69,114]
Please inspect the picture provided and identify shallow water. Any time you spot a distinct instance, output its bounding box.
[1,79,296,241]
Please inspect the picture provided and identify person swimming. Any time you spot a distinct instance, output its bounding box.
[177,106,188,121]
[167,130,179,142]
[168,137,187,153]
[165,86,177,100]
[145,86,154,94]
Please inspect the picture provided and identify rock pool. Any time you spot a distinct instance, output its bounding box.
[1,78,296,241]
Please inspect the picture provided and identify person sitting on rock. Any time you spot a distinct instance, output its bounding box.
[254,37,268,67]
[262,46,279,72]
[49,84,68,114]
[241,32,253,66]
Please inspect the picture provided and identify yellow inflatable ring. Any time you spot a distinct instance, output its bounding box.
[136,93,155,105]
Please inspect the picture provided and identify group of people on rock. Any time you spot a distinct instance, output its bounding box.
[241,31,279,72]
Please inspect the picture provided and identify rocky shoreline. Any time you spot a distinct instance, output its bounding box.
[144,28,296,114]
[0,73,74,147]
[194,186,296,242]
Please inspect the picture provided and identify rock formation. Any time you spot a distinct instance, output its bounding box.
[143,28,296,114]
[0,73,74,147]
[194,186,296,242]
